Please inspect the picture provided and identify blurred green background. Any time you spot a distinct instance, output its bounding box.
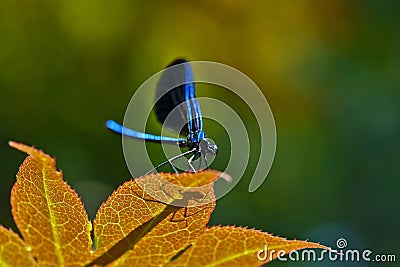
[0,1,399,266]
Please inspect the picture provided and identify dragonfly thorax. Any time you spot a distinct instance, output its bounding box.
[187,131,206,150]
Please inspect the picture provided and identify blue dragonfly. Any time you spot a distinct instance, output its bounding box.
[106,59,218,173]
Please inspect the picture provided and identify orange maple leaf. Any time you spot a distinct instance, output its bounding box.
[0,142,330,266]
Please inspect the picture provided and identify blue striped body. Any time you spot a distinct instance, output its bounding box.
[105,120,186,144]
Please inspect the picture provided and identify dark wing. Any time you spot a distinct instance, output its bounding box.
[154,59,202,135]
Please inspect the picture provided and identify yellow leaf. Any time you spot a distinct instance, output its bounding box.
[89,171,221,267]
[165,226,330,266]
[9,141,92,267]
[4,142,330,267]
[0,226,38,267]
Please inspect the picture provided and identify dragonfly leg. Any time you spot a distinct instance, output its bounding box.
[146,160,172,175]
[145,148,196,175]
[168,160,179,174]
[187,152,199,172]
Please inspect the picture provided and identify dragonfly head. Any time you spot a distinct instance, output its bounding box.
[199,138,218,156]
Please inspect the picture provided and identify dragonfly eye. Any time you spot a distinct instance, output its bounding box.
[199,138,218,156]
